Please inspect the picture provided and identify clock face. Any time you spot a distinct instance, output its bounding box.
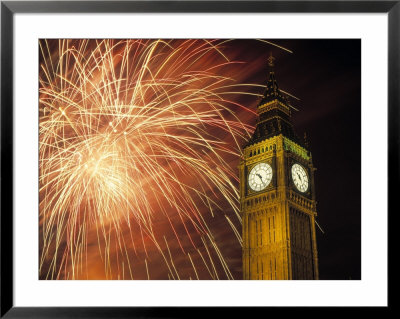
[248,162,273,192]
[291,163,309,192]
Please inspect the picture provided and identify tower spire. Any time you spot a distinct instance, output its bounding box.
[258,53,285,106]
[245,52,303,147]
[267,52,275,68]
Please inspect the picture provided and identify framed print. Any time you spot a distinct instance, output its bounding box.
[1,0,395,317]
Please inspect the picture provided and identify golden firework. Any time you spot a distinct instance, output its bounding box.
[39,39,257,280]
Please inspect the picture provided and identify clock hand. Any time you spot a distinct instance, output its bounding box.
[256,173,263,181]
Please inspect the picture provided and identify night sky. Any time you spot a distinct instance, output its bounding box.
[39,39,361,280]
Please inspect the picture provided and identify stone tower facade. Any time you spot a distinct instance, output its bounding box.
[240,61,319,280]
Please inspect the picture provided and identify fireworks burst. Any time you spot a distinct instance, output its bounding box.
[39,39,258,280]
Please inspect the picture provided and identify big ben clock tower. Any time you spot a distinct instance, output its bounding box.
[240,55,319,280]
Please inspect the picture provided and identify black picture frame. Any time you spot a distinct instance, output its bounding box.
[1,1,395,317]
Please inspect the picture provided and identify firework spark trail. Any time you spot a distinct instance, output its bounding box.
[39,39,257,280]
[225,215,243,245]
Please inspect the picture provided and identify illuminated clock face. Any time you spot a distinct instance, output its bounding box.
[291,163,309,192]
[248,163,273,192]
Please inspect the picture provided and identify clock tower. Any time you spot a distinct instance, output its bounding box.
[240,56,319,280]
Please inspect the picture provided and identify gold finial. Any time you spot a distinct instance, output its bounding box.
[267,52,275,67]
